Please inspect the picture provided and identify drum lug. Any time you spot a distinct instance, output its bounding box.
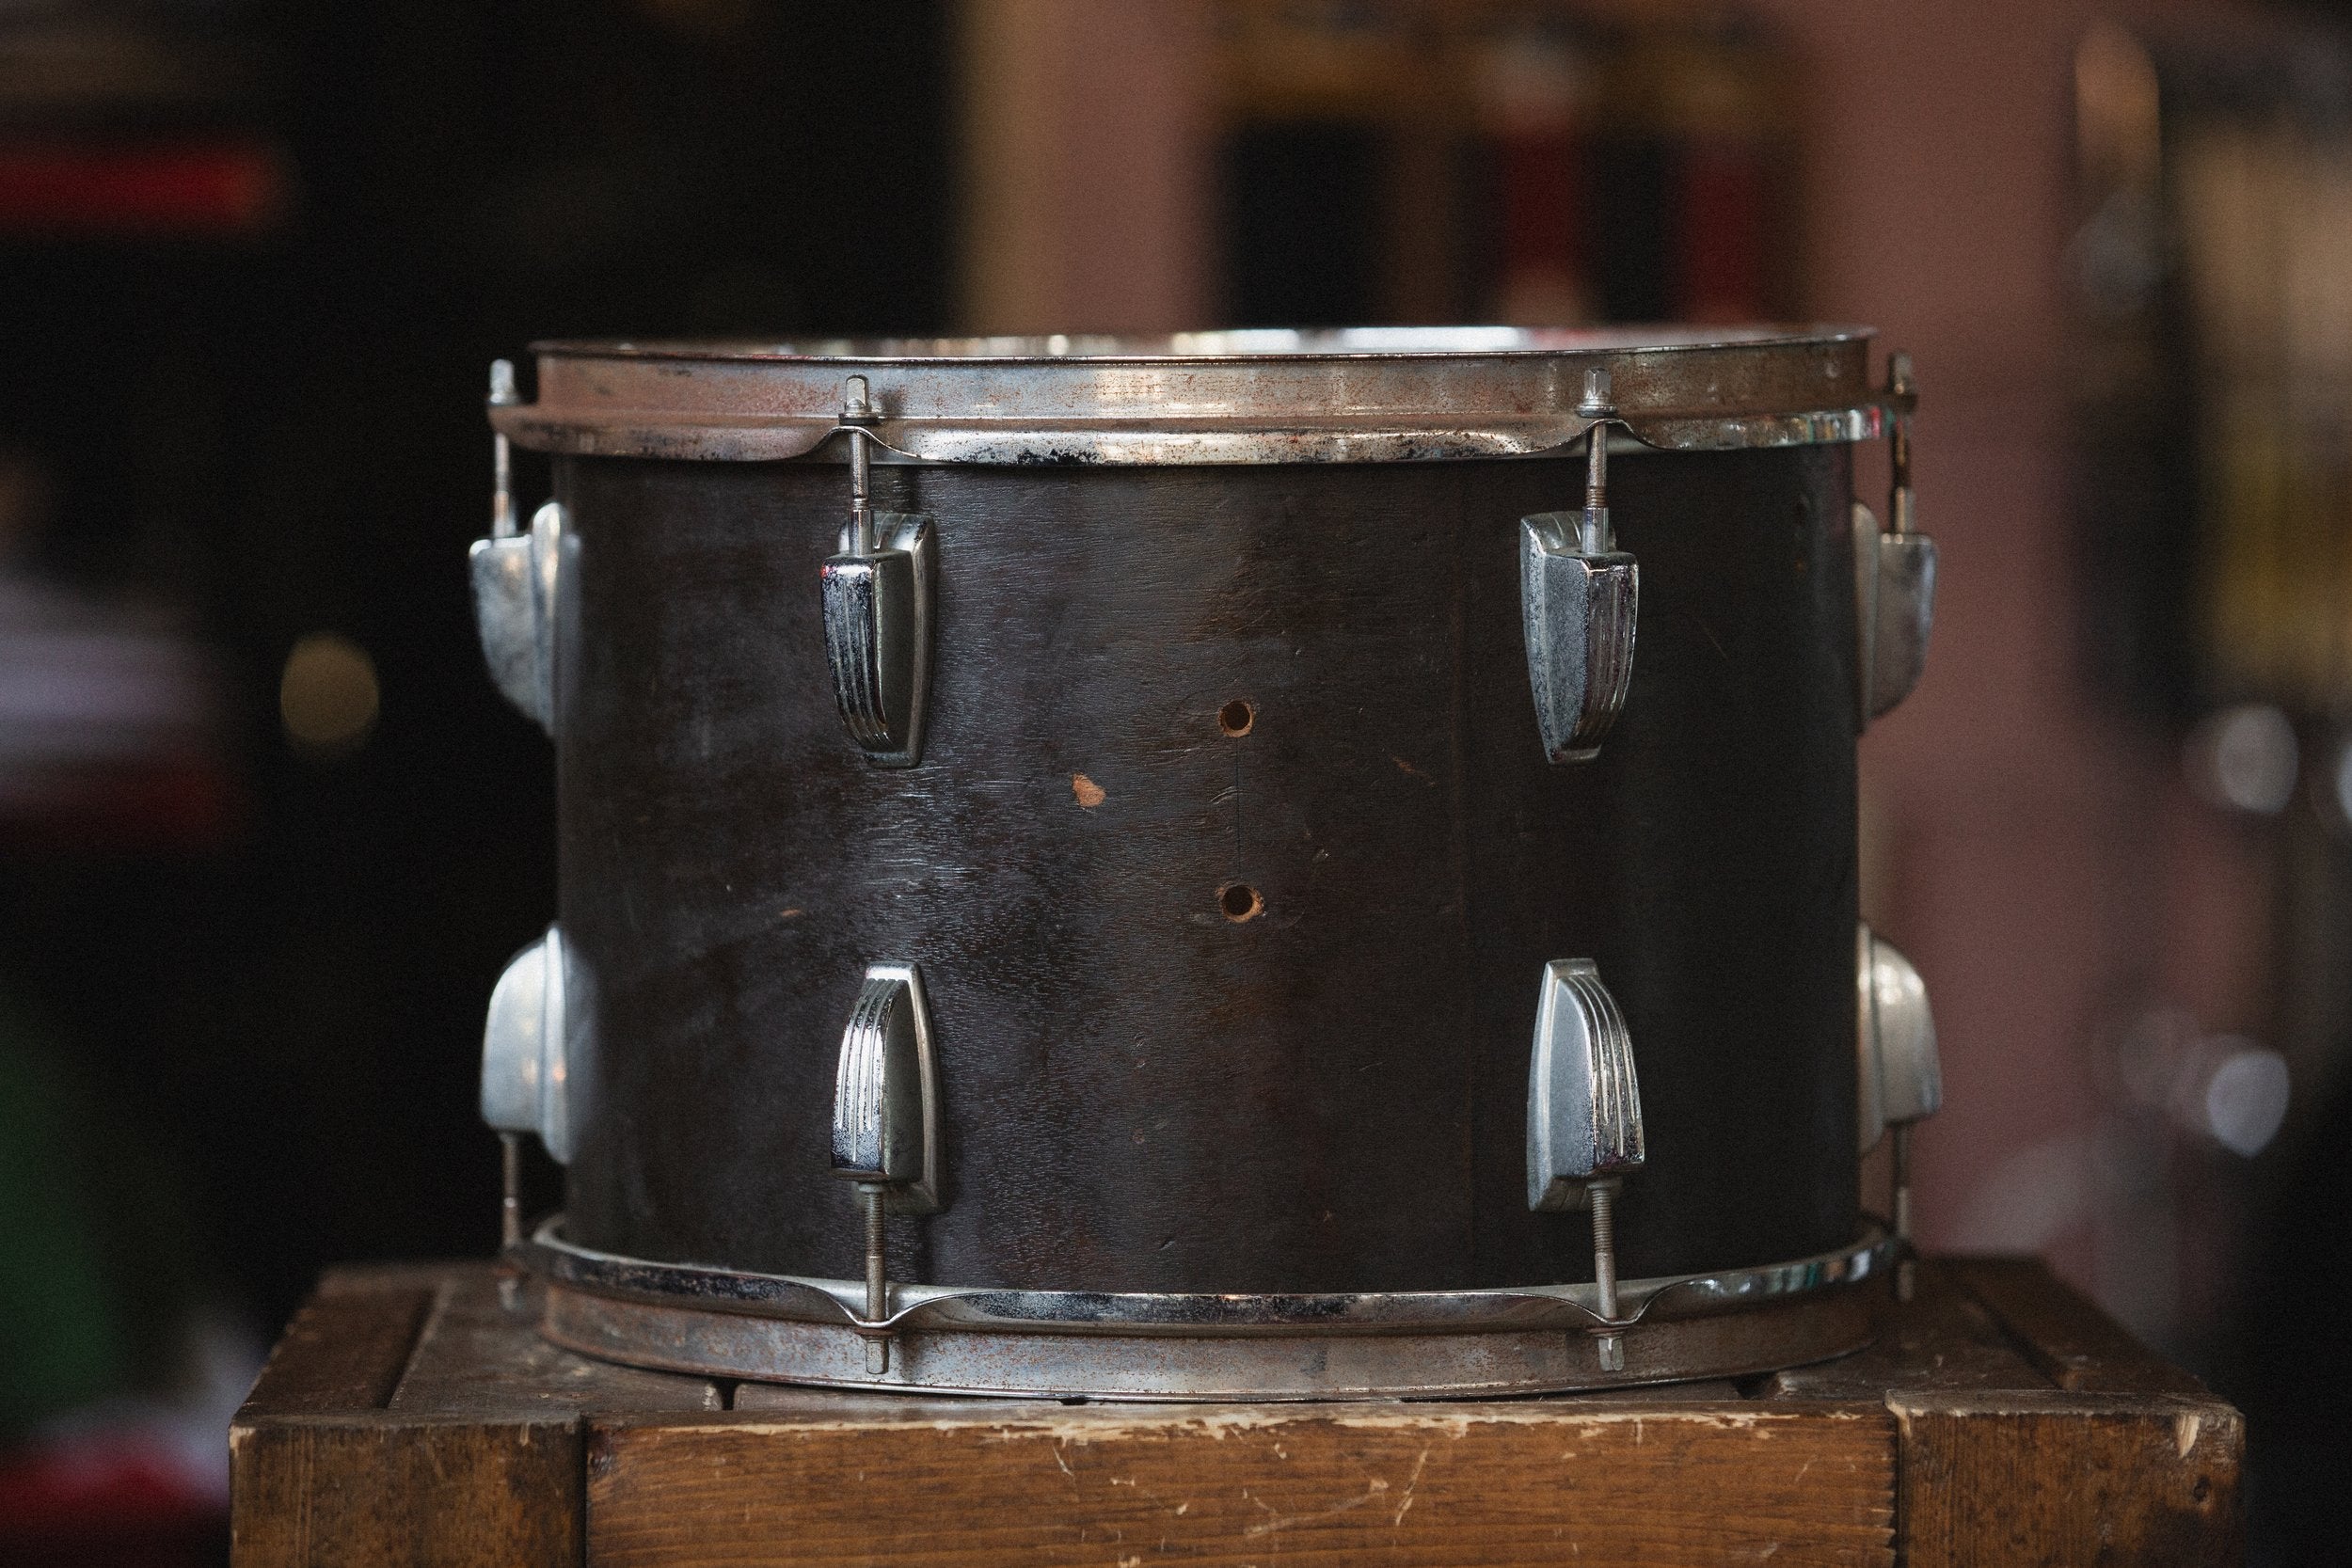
[822,376,936,768]
[832,961,943,1372]
[469,360,562,734]
[1854,924,1888,1158]
[481,924,571,1246]
[1856,922,1940,1298]
[1855,352,1937,725]
[1521,369,1638,764]
[1526,958,1645,1370]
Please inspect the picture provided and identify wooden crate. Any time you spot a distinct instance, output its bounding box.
[230,1259,2240,1566]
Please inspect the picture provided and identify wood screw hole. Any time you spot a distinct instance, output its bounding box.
[1218,699,1256,736]
[1219,883,1263,923]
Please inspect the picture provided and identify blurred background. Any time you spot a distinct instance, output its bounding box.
[0,0,2346,1561]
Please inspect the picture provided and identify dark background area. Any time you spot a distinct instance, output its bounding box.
[1,0,951,1356]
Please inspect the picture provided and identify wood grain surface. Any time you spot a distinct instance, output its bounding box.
[587,1402,1895,1568]
[1756,1262,2043,1400]
[230,1269,720,1568]
[239,1268,437,1415]
[231,1417,582,1568]
[1944,1256,2212,1397]
[1893,1392,2242,1568]
[230,1259,2245,1567]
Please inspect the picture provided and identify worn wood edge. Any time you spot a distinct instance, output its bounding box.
[1889,1388,2244,1568]
[1887,1388,2242,1424]
[1755,1259,2050,1401]
[1944,1256,2215,1398]
[233,1410,590,1432]
[387,1266,725,1416]
[601,1397,1879,1435]
[587,1401,1898,1568]
[237,1277,441,1416]
[230,1417,585,1568]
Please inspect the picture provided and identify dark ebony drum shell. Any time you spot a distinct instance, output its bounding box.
[555,444,1859,1294]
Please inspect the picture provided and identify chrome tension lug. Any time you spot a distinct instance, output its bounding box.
[831,961,943,1374]
[1855,351,1937,726]
[1526,958,1645,1371]
[1856,922,1941,1301]
[480,924,571,1259]
[821,375,936,768]
[470,361,563,734]
[1522,367,1638,764]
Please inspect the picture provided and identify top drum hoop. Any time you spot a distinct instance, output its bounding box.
[490,325,1905,465]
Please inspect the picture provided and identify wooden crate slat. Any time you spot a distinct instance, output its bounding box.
[585,1402,1897,1568]
[1946,1257,2213,1397]
[232,1265,717,1568]
[1893,1390,2244,1568]
[230,1416,581,1568]
[388,1270,723,1415]
[1756,1262,2050,1400]
[228,1259,2244,1566]
[239,1275,436,1416]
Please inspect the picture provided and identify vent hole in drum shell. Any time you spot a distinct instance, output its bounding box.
[1220,883,1263,923]
[1218,698,1256,736]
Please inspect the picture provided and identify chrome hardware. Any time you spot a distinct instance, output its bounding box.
[471,361,561,734]
[1857,923,1940,1298]
[523,1217,1895,1398]
[831,961,942,1371]
[469,499,563,733]
[496,328,1903,466]
[1522,368,1639,763]
[471,364,564,739]
[1854,923,1887,1157]
[1526,958,1645,1370]
[489,358,520,536]
[1855,352,1936,725]
[821,376,936,768]
[481,925,571,1246]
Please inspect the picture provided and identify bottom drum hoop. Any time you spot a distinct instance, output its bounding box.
[515,1218,1894,1400]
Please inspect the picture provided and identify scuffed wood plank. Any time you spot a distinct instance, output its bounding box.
[232,1260,2245,1566]
[1894,1390,2243,1568]
[1757,1264,2048,1400]
[389,1271,722,1416]
[230,1417,580,1568]
[587,1402,1896,1568]
[1946,1257,2210,1397]
[233,1264,652,1568]
[239,1279,436,1416]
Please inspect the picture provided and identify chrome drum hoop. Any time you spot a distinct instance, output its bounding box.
[514,1218,1895,1401]
[491,325,1909,465]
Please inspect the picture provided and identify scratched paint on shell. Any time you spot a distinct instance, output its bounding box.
[1072,773,1106,808]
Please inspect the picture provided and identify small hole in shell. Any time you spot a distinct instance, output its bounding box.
[1217,699,1256,736]
[1220,882,1263,922]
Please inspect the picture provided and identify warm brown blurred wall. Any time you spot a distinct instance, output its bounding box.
[1749,0,2265,1291]
[959,0,1213,333]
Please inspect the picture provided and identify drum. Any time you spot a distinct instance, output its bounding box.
[468,327,1944,1399]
